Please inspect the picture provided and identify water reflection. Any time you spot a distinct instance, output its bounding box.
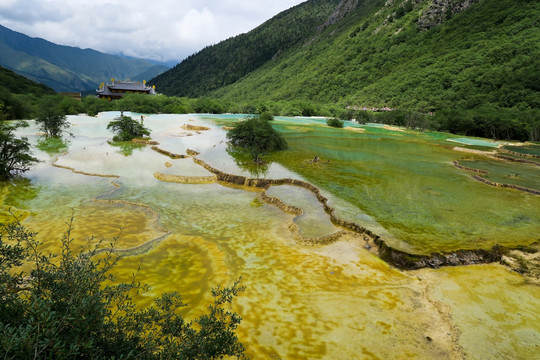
[0,177,41,222]
[36,136,70,155]
[226,145,269,178]
[107,141,146,157]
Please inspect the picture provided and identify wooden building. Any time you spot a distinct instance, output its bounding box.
[96,79,156,100]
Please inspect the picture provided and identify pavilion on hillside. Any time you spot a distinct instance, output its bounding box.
[96,79,156,100]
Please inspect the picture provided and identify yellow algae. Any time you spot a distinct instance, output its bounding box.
[423,264,540,360]
[153,171,217,184]
[229,242,462,359]
[383,125,405,132]
[345,126,366,132]
[131,138,159,145]
[181,124,210,131]
[452,146,496,155]
[22,201,165,257]
[110,234,229,311]
[151,146,189,159]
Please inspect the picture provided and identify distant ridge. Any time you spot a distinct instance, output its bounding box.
[0,24,169,92]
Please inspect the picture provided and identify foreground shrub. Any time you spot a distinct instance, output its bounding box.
[0,219,246,359]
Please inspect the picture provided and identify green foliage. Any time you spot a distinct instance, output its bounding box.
[258,111,274,122]
[0,121,39,179]
[192,98,225,114]
[326,118,344,128]
[226,115,287,162]
[107,115,151,142]
[35,96,71,137]
[0,66,55,120]
[0,219,246,359]
[0,66,55,96]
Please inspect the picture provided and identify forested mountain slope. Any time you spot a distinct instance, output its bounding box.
[0,25,168,92]
[151,0,342,97]
[0,65,55,96]
[154,0,539,113]
[0,65,56,120]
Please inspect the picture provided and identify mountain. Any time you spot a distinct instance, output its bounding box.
[0,65,55,96]
[152,0,539,113]
[151,0,342,98]
[0,24,169,92]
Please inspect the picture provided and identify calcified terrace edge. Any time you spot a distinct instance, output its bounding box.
[452,160,540,195]
[154,148,538,273]
[51,147,538,276]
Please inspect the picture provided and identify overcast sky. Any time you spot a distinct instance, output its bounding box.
[0,0,305,65]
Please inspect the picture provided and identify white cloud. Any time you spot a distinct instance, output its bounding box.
[0,0,306,64]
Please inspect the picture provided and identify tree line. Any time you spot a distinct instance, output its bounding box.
[2,90,539,141]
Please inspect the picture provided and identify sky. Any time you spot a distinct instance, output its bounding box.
[0,0,306,65]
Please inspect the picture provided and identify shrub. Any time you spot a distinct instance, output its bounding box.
[326,118,344,128]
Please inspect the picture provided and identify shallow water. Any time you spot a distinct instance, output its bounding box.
[266,119,539,253]
[3,113,539,359]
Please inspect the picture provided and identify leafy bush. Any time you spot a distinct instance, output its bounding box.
[0,219,247,359]
[326,118,344,128]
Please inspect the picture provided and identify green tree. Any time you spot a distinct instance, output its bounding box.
[226,116,287,162]
[35,96,70,137]
[0,219,247,359]
[258,111,274,122]
[0,121,39,179]
[107,114,151,141]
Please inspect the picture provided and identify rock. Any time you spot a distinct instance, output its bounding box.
[417,0,483,30]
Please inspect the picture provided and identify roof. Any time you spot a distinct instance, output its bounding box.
[108,81,152,91]
[96,81,156,97]
[96,87,119,97]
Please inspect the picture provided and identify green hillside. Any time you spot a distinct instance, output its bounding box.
[0,25,169,92]
[0,65,55,96]
[151,0,342,97]
[153,0,539,113]
[0,65,56,120]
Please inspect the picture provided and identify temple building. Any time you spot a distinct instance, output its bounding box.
[96,79,156,100]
